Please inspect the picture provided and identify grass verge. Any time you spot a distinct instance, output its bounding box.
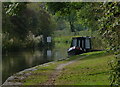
[55,51,114,85]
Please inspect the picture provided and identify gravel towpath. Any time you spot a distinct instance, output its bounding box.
[42,56,86,85]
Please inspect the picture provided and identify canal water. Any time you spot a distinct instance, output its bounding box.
[2,46,68,83]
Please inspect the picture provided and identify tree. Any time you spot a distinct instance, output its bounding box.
[3,2,28,16]
[2,2,29,40]
[47,2,81,32]
[2,2,57,51]
[27,3,56,44]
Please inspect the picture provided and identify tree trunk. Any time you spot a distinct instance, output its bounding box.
[69,21,75,32]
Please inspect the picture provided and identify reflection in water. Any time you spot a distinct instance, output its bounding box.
[53,47,68,61]
[47,50,52,57]
[2,47,68,83]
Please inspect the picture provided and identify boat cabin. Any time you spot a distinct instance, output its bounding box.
[68,37,92,55]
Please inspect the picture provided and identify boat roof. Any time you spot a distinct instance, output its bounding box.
[72,36,91,39]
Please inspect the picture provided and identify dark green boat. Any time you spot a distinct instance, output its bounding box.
[68,37,92,55]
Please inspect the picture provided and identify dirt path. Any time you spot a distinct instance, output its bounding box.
[42,56,86,85]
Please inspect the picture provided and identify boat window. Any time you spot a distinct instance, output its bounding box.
[72,39,77,46]
[78,40,81,47]
[82,40,84,48]
[85,38,90,49]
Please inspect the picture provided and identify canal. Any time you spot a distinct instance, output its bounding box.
[2,46,68,83]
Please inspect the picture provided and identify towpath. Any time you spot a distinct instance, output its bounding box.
[42,56,86,85]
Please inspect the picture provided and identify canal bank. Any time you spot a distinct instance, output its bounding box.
[2,51,114,86]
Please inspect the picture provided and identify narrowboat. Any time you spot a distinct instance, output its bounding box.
[68,37,92,55]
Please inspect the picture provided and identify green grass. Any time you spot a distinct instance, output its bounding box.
[54,36,72,43]
[53,30,92,37]
[23,61,67,85]
[55,51,114,85]
[53,36,72,49]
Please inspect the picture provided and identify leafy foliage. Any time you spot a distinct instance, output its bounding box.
[99,3,120,85]
[2,2,56,51]
[47,2,85,32]
[3,2,27,16]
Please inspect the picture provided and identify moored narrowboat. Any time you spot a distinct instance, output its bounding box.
[68,37,92,55]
